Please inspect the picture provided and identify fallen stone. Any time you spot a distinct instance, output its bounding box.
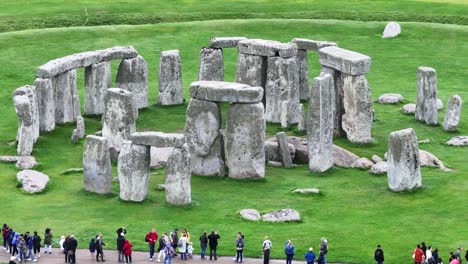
[286,136,308,164]
[372,155,383,163]
[267,161,283,167]
[262,209,300,222]
[382,22,401,38]
[238,39,297,58]
[150,147,174,169]
[84,61,112,115]
[419,149,450,171]
[370,161,388,175]
[276,132,293,168]
[291,38,337,51]
[416,67,438,125]
[446,136,468,146]
[131,131,185,148]
[443,95,462,131]
[118,141,151,202]
[240,209,261,221]
[165,144,192,205]
[264,140,295,163]
[82,135,112,194]
[16,170,49,193]
[198,48,224,81]
[333,145,360,168]
[0,156,21,163]
[377,93,404,104]
[209,37,248,48]
[351,158,374,170]
[158,50,184,105]
[15,156,37,170]
[190,81,263,103]
[401,103,416,114]
[34,78,55,132]
[292,188,320,194]
[318,46,371,75]
[62,168,83,175]
[116,55,148,109]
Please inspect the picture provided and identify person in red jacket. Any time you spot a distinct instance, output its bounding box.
[146,229,159,261]
[123,240,133,264]
[2,224,9,250]
[413,244,425,264]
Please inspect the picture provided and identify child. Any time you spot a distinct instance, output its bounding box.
[89,238,96,258]
[187,242,194,259]
[305,248,316,264]
[123,239,133,264]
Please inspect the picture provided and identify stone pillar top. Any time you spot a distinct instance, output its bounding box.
[238,39,297,58]
[209,37,248,48]
[318,46,371,75]
[190,81,263,103]
[291,38,337,51]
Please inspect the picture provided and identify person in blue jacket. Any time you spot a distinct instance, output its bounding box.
[11,232,20,257]
[284,240,295,264]
[7,228,14,254]
[305,247,316,264]
[27,234,36,261]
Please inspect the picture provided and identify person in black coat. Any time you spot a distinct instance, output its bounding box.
[32,232,41,258]
[117,233,125,263]
[68,236,78,264]
[374,245,384,264]
[207,231,220,261]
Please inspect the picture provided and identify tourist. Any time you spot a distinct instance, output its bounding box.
[95,233,106,262]
[63,235,70,263]
[465,249,468,264]
[208,230,220,260]
[7,228,14,254]
[170,229,179,256]
[12,232,19,257]
[374,245,384,264]
[59,235,66,251]
[32,231,41,258]
[284,240,295,264]
[305,247,316,264]
[451,257,460,264]
[455,248,462,261]
[27,233,36,262]
[317,251,325,264]
[320,237,328,264]
[18,235,28,263]
[68,235,78,264]
[262,236,272,264]
[116,227,127,238]
[181,228,191,241]
[422,243,427,257]
[89,238,96,258]
[164,243,175,264]
[2,224,8,250]
[146,229,159,261]
[178,234,188,260]
[235,232,244,263]
[43,228,53,254]
[157,233,168,262]
[427,246,433,263]
[450,252,456,263]
[117,233,126,262]
[414,244,425,264]
[199,232,208,260]
[123,239,133,264]
[187,242,194,259]
[432,248,439,264]
[422,255,428,264]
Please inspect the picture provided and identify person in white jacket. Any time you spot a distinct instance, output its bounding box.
[426,246,433,263]
[178,234,188,260]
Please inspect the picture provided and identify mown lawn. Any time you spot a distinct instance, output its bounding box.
[0,19,468,264]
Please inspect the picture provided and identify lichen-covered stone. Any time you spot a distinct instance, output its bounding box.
[238,39,297,58]
[318,46,371,75]
[446,136,468,146]
[34,78,55,132]
[52,70,77,124]
[332,145,360,168]
[158,50,184,105]
[15,156,38,170]
[401,103,416,114]
[116,55,148,109]
[296,49,310,101]
[84,61,112,115]
[13,95,34,156]
[276,132,293,168]
[297,104,306,132]
[262,209,300,222]
[190,81,263,103]
[198,48,224,81]
[320,66,344,136]
[235,53,267,94]
[209,37,248,48]
[17,170,49,193]
[150,147,174,169]
[240,209,261,221]
[83,135,112,194]
[377,93,404,104]
[264,140,295,163]
[13,85,39,141]
[370,161,388,175]
[382,22,401,38]
[291,38,337,51]
[415,67,438,125]
[443,95,462,131]
[165,144,192,205]
[351,157,374,170]
[131,131,185,148]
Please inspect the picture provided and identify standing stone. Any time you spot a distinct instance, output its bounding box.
[382,22,401,38]
[71,129,79,144]
[320,66,344,136]
[443,95,462,131]
[226,103,265,179]
[341,74,373,144]
[296,49,310,101]
[276,132,293,168]
[387,128,421,192]
[415,67,438,125]
[308,74,335,172]
[76,116,85,138]
[118,140,151,202]
[165,144,191,205]
[116,55,148,109]
[34,78,55,132]
[102,88,137,153]
[280,101,289,128]
[158,50,184,105]
[13,85,39,142]
[198,48,224,81]
[83,135,112,194]
[70,70,81,119]
[265,56,300,124]
[297,104,306,132]
[185,99,225,176]
[236,53,267,103]
[52,70,76,124]
[13,95,34,156]
[85,61,112,115]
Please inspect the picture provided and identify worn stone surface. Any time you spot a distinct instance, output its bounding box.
[297,104,306,132]
[319,46,371,75]
[198,48,224,81]
[296,50,310,101]
[286,136,308,164]
[226,103,265,179]
[437,98,443,110]
[71,129,80,144]
[17,170,49,193]
[13,85,39,141]
[209,37,248,48]
[118,140,151,202]
[341,74,373,144]
[402,103,416,114]
[70,70,81,119]
[377,93,404,104]
[320,66,344,136]
[116,55,148,109]
[265,56,300,124]
[190,81,263,103]
[291,38,337,51]
[370,161,388,175]
[240,209,261,221]
[308,73,335,172]
[262,209,300,222]
[264,140,295,163]
[415,67,438,125]
[372,155,383,163]
[185,99,224,176]
[280,101,289,128]
[238,39,298,58]
[332,144,360,168]
[13,95,34,156]
[158,50,184,105]
[443,95,462,131]
[267,161,283,167]
[76,116,85,139]
[387,128,421,191]
[165,144,192,205]
[292,188,320,194]
[34,78,55,132]
[382,22,401,38]
[351,157,374,170]
[235,54,267,99]
[0,156,21,163]
[419,149,450,171]
[102,88,137,153]
[15,156,38,170]
[84,61,112,115]
[276,132,293,168]
[83,135,112,194]
[446,136,468,146]
[131,131,185,148]
[150,147,174,169]
[52,70,77,124]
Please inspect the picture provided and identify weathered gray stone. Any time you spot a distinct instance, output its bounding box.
[226,103,265,179]
[102,88,137,153]
[71,129,80,144]
[262,209,300,222]
[15,156,38,170]
[387,128,421,191]
[280,101,289,128]
[370,161,388,175]
[13,95,34,156]
[150,147,174,169]
[265,56,300,124]
[99,46,139,61]
[165,144,192,205]
[319,46,371,75]
[13,85,39,141]
[415,67,438,125]
[131,132,185,148]
[296,49,310,101]
[320,66,344,136]
[185,99,224,176]
[52,70,77,124]
[83,135,112,194]
[190,81,263,103]
[158,50,184,105]
[341,74,373,144]
[0,156,21,163]
[84,61,112,115]
[292,188,320,194]
[377,93,404,104]
[419,149,450,171]
[382,22,401,38]
[401,103,416,114]
[297,104,306,132]
[235,54,267,101]
[308,73,335,172]
[291,38,337,51]
[240,209,261,221]
[116,55,148,109]
[264,140,295,163]
[17,170,49,193]
[76,116,85,139]
[286,136,308,164]
[276,132,293,168]
[70,70,81,119]
[332,144,360,168]
[443,95,462,131]
[351,157,374,170]
[34,78,55,132]
[372,155,383,163]
[118,140,151,202]
[238,39,298,57]
[267,161,283,167]
[209,37,248,48]
[437,98,443,110]
[446,136,468,146]
[198,48,224,81]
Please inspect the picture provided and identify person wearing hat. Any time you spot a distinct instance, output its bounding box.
[305,247,316,264]
[262,236,272,264]
[374,245,384,264]
[117,233,126,262]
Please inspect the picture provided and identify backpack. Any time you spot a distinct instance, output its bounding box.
[177,239,183,248]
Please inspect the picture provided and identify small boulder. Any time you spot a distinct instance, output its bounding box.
[16,170,49,193]
[240,209,261,221]
[15,156,37,169]
[333,145,360,168]
[156,184,166,191]
[352,158,374,170]
[292,188,320,194]
[419,150,450,171]
[377,93,404,104]
[0,156,21,163]
[382,22,401,38]
[446,136,468,146]
[418,139,430,144]
[437,99,443,110]
[372,155,383,163]
[370,161,388,175]
[286,136,308,164]
[267,161,283,167]
[262,209,300,222]
[401,103,416,114]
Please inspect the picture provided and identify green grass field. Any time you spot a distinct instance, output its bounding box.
[1,1,468,264]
